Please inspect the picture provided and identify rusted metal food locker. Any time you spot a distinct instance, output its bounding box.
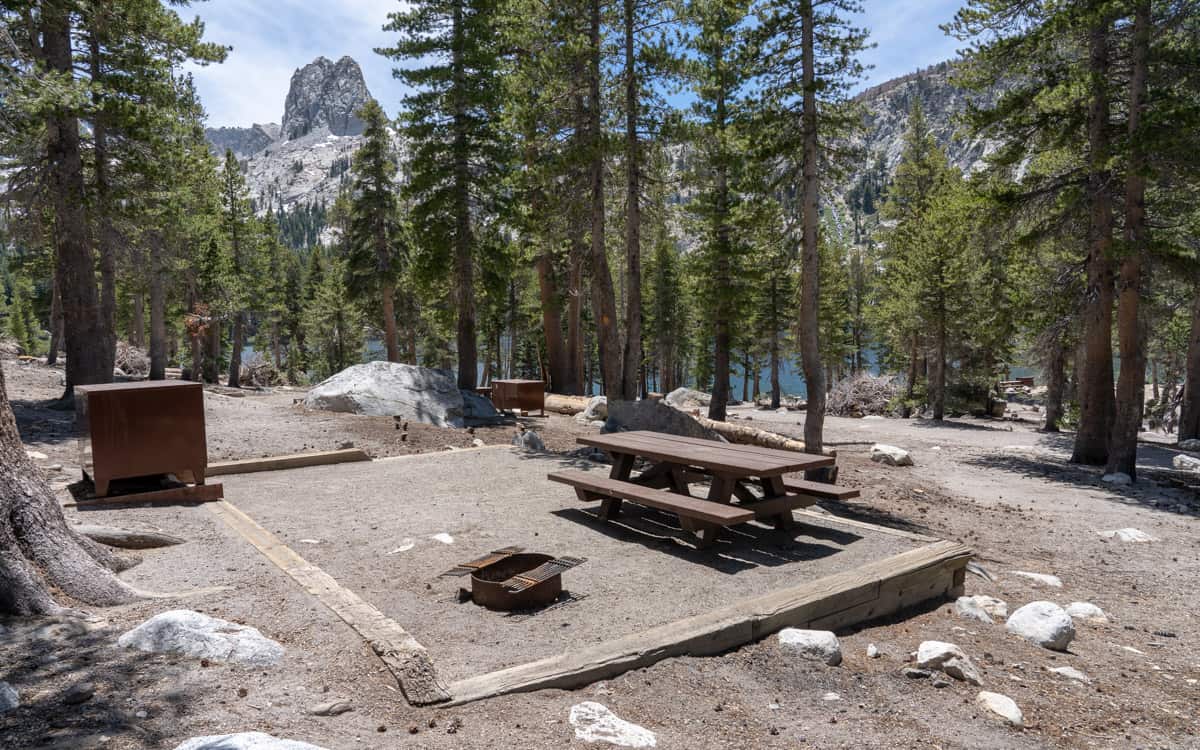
[490,379,545,415]
[75,381,208,497]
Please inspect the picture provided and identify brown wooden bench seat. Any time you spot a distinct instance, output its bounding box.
[548,470,755,526]
[781,478,861,501]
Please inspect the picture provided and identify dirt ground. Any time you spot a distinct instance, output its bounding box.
[2,356,1198,749]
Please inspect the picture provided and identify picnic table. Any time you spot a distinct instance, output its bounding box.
[549,430,858,548]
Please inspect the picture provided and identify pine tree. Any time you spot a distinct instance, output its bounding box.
[345,99,405,363]
[219,149,253,387]
[379,0,509,389]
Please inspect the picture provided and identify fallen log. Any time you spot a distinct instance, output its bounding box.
[544,393,590,415]
[73,524,186,549]
[693,413,835,457]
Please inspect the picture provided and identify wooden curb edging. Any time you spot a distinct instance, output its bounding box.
[443,539,971,706]
[207,448,371,477]
[206,499,450,705]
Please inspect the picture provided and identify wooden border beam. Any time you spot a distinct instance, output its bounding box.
[206,500,450,705]
[443,539,971,706]
[206,448,371,477]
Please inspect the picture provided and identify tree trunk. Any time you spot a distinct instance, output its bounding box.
[707,46,731,424]
[1043,334,1066,432]
[1106,0,1150,478]
[0,361,140,615]
[452,0,477,390]
[931,312,946,421]
[381,282,400,362]
[46,272,63,366]
[1180,286,1200,441]
[43,2,109,392]
[203,320,221,384]
[587,0,622,399]
[149,236,167,380]
[228,313,245,388]
[535,250,571,393]
[1071,16,1116,466]
[620,0,642,402]
[131,292,145,349]
[797,0,825,454]
[88,31,118,383]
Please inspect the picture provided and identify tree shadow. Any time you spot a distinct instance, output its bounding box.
[908,418,1015,433]
[0,614,191,749]
[11,398,78,448]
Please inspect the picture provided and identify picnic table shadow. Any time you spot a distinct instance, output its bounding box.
[550,505,859,574]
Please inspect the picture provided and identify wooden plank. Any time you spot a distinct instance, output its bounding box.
[781,479,861,501]
[444,540,972,706]
[549,470,755,525]
[739,493,819,519]
[580,432,820,476]
[69,483,223,508]
[206,500,450,706]
[601,431,828,472]
[207,448,371,477]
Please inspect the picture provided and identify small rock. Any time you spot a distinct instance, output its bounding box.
[471,438,485,448]
[776,407,788,414]
[118,610,284,666]
[916,641,983,686]
[430,533,454,545]
[386,539,416,555]
[336,441,355,450]
[1011,571,1062,588]
[955,595,1008,624]
[931,676,952,689]
[1101,472,1131,485]
[1179,438,1200,452]
[512,430,545,451]
[62,682,95,705]
[869,444,913,467]
[173,732,328,749]
[0,682,18,713]
[1005,601,1075,651]
[902,668,931,679]
[777,629,842,666]
[866,643,880,658]
[1064,601,1108,624]
[569,702,656,748]
[1048,666,1091,683]
[308,699,353,716]
[821,692,840,701]
[976,691,1023,727]
[1097,528,1157,543]
[1173,454,1200,472]
[26,450,48,461]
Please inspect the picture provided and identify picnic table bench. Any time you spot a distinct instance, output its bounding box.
[548,430,858,548]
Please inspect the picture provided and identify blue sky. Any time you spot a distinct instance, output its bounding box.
[187,0,966,128]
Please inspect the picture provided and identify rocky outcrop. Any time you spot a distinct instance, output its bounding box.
[204,123,279,159]
[280,56,371,140]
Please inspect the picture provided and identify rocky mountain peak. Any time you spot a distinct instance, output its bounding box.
[280,56,372,141]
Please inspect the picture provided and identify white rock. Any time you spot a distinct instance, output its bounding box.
[304,361,466,427]
[1179,439,1200,452]
[1048,666,1091,683]
[118,610,284,666]
[955,595,1008,624]
[430,533,454,545]
[1065,601,1108,624]
[25,450,48,461]
[512,430,545,451]
[1011,571,1062,588]
[173,732,328,749]
[1174,454,1200,472]
[975,691,1023,727]
[386,539,416,555]
[870,444,913,467]
[575,396,609,424]
[569,702,656,748]
[916,641,983,685]
[298,539,321,544]
[866,643,880,658]
[1101,472,1132,485]
[776,407,788,414]
[0,681,18,713]
[821,692,841,701]
[777,629,842,666]
[1005,601,1075,651]
[471,438,485,447]
[1097,528,1157,543]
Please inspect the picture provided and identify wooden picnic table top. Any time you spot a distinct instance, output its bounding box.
[577,430,834,478]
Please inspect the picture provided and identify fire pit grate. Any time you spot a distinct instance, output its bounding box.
[438,546,525,578]
[503,556,586,593]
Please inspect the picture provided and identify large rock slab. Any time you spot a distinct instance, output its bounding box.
[778,629,843,666]
[916,641,983,685]
[304,361,465,427]
[0,681,18,713]
[1179,438,1200,452]
[174,732,328,749]
[569,702,657,748]
[605,399,722,440]
[1005,601,1075,651]
[118,610,284,666]
[664,387,711,410]
[1174,454,1200,472]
